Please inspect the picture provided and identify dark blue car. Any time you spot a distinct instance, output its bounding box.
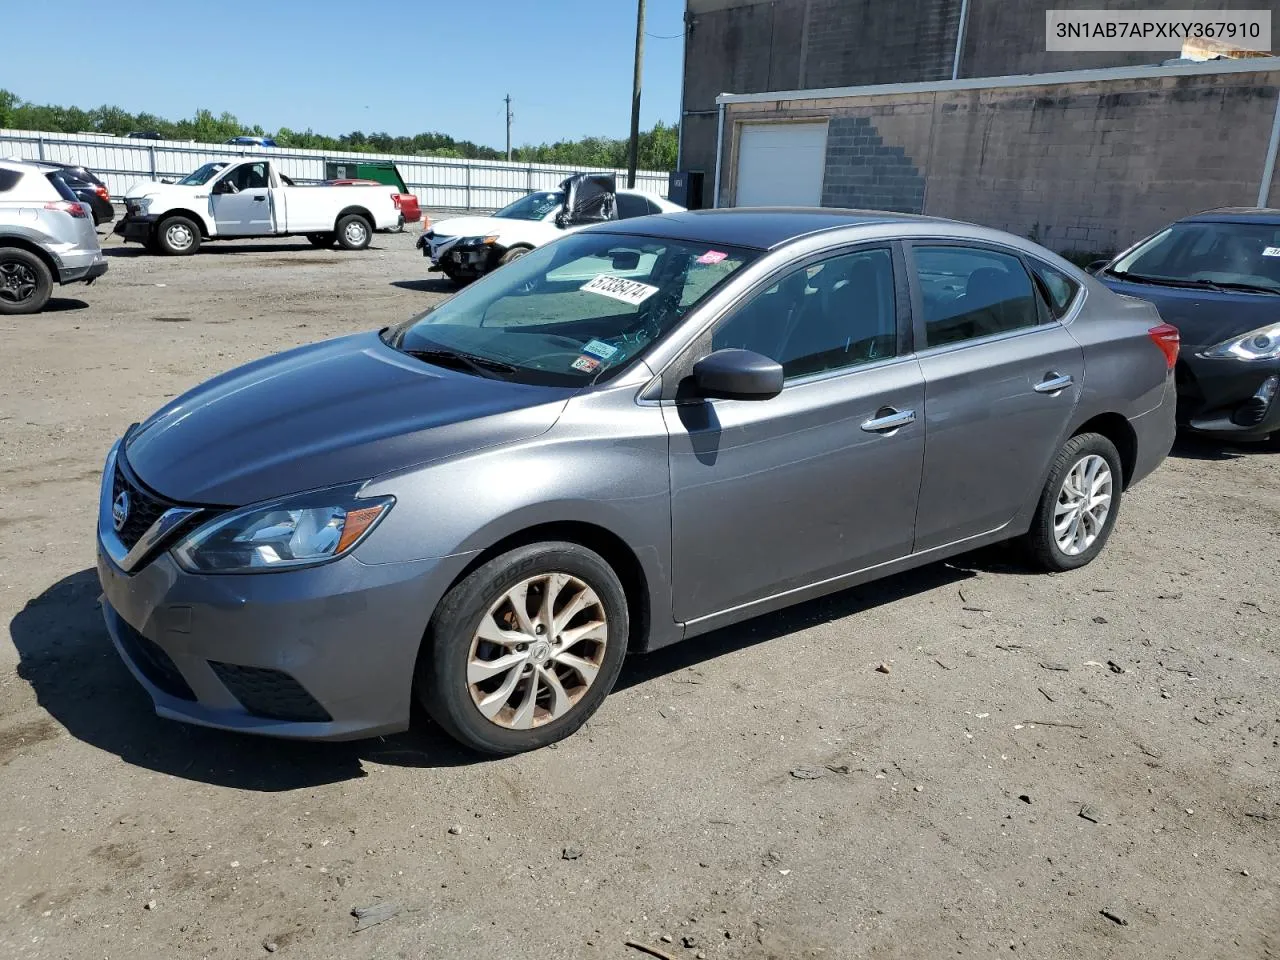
[1097,208,1280,447]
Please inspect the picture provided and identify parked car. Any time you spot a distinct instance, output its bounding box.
[2,158,114,225]
[419,175,684,283]
[0,160,107,314]
[227,136,278,148]
[126,131,163,140]
[326,178,421,228]
[1095,208,1280,446]
[95,209,1176,754]
[114,158,400,254]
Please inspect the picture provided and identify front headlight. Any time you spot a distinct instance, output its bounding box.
[172,486,394,574]
[1199,322,1280,361]
[131,196,153,214]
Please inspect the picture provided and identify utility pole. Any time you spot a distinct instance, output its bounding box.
[626,0,646,188]
[505,94,512,161]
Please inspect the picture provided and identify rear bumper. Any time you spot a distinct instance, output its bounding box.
[58,254,108,285]
[1128,372,1178,486]
[1176,351,1280,439]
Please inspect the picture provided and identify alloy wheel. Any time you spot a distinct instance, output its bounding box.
[1054,454,1113,556]
[0,260,37,304]
[467,572,608,729]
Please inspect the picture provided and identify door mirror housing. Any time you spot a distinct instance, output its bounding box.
[1086,259,1110,275]
[692,349,784,401]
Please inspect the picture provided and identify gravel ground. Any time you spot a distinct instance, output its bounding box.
[1,225,1278,960]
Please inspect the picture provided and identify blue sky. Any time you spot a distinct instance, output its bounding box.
[0,0,687,148]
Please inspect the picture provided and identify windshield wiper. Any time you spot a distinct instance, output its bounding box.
[1106,269,1211,289]
[402,347,518,378]
[1200,279,1280,296]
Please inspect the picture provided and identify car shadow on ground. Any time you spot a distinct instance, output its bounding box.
[1168,434,1272,461]
[39,297,90,312]
[390,278,459,294]
[11,550,1005,790]
[8,569,483,792]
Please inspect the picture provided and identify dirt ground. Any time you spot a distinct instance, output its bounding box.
[1,224,1277,960]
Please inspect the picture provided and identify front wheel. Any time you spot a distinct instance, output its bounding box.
[155,215,200,256]
[1022,432,1123,571]
[416,542,629,755]
[335,214,371,250]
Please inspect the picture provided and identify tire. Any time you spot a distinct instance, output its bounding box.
[416,542,629,755]
[335,214,372,250]
[155,215,200,256]
[306,233,335,248]
[498,246,531,266]
[0,247,53,315]
[1022,432,1124,572]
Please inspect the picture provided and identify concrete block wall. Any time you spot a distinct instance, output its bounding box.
[721,68,1280,255]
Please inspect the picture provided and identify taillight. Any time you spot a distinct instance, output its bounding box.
[391,192,402,210]
[94,184,110,201]
[45,201,88,219]
[1148,323,1180,369]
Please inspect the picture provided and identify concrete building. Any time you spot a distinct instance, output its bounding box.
[678,0,1280,254]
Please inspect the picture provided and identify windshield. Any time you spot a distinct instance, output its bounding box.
[384,231,757,386]
[176,162,229,186]
[494,191,565,221]
[1112,220,1280,292]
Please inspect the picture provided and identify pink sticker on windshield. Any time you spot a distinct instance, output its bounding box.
[697,250,728,265]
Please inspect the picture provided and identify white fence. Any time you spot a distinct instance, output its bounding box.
[0,129,671,210]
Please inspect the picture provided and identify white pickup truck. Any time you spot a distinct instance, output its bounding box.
[115,158,401,255]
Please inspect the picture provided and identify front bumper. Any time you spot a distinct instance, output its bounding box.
[114,214,157,243]
[94,443,474,741]
[1175,350,1280,440]
[417,233,499,276]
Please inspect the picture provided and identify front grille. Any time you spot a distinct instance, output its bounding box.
[208,662,332,723]
[111,460,171,550]
[112,608,196,701]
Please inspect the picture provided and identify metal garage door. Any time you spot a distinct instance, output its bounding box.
[735,122,828,207]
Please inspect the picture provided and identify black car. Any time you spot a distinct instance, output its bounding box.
[126,131,163,140]
[1097,208,1280,446]
[36,161,114,225]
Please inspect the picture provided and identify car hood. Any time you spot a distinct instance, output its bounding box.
[124,331,575,506]
[1100,275,1280,347]
[429,215,513,238]
[124,180,197,202]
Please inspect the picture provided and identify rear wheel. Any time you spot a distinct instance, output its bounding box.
[335,214,371,250]
[306,232,335,248]
[0,247,53,315]
[1022,432,1123,571]
[155,215,200,256]
[416,542,628,755]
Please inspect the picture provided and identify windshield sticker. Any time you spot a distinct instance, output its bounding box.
[696,250,728,265]
[579,274,659,305]
[571,355,601,373]
[1264,247,1280,257]
[581,339,619,360]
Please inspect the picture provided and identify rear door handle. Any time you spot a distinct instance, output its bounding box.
[252,195,267,201]
[1034,373,1073,394]
[861,407,916,433]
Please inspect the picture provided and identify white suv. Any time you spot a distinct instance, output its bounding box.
[0,160,107,314]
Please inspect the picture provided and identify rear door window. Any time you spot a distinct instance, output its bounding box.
[616,194,650,219]
[0,169,22,193]
[913,246,1040,347]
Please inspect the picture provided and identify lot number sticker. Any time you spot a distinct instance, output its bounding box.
[1264,247,1280,257]
[580,274,659,305]
[581,339,619,360]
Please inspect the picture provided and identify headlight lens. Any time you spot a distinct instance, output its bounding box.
[172,488,393,574]
[132,196,153,213]
[1199,322,1280,361]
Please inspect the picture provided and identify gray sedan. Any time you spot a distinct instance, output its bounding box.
[96,209,1177,755]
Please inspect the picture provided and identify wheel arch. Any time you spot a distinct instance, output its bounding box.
[0,237,60,281]
[437,520,652,655]
[335,206,374,230]
[158,208,210,236]
[1071,412,1137,489]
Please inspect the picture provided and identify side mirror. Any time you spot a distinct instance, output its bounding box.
[1087,259,1109,275]
[160,178,174,184]
[692,349,783,401]
[212,179,235,195]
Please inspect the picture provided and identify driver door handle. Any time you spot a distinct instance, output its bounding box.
[861,407,916,433]
[1034,372,1074,394]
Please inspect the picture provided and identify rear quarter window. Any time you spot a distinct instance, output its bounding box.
[1030,260,1081,319]
[46,172,81,204]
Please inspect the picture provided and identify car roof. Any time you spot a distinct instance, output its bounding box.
[1180,206,1280,225]
[0,158,56,174]
[589,207,960,250]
